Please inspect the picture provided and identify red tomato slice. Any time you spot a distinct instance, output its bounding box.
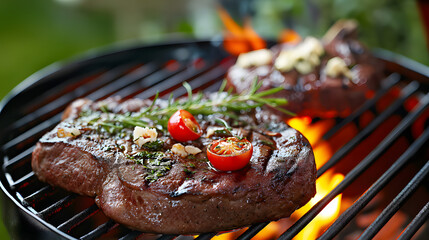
[168,109,202,142]
[207,137,253,171]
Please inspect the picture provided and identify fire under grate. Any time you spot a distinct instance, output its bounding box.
[0,40,428,240]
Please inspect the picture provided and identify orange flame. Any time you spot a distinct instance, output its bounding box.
[291,171,344,240]
[279,29,302,44]
[218,6,302,56]
[218,6,266,56]
[287,117,344,240]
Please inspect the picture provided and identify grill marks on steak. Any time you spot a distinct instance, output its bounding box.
[31,97,316,234]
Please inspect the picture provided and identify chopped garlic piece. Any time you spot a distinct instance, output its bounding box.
[185,145,202,155]
[275,37,324,74]
[57,127,81,138]
[172,143,188,157]
[325,57,353,79]
[206,126,224,138]
[236,49,273,68]
[172,143,202,157]
[133,126,157,148]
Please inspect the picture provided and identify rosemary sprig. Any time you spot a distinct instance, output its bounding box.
[142,79,294,118]
[82,78,294,133]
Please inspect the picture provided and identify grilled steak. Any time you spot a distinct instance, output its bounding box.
[226,20,384,117]
[32,96,316,234]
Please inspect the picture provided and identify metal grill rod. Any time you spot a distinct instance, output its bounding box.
[12,64,135,133]
[80,219,117,240]
[358,160,429,239]
[118,230,144,240]
[126,62,216,99]
[10,171,36,189]
[278,93,429,240]
[322,73,400,140]
[57,204,100,232]
[397,202,429,240]
[3,147,33,169]
[319,126,429,239]
[89,63,180,100]
[38,194,77,219]
[23,185,52,205]
[156,234,175,240]
[236,223,268,240]
[115,63,200,98]
[195,232,217,240]
[85,63,160,100]
[317,81,419,177]
[135,59,233,100]
[2,114,61,154]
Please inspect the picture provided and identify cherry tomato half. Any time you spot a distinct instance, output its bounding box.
[168,109,202,142]
[207,137,253,171]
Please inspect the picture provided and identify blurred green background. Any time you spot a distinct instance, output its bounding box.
[0,0,427,239]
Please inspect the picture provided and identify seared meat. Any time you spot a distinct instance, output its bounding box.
[32,97,316,234]
[226,20,384,118]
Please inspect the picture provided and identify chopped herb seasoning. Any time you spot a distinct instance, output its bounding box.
[135,151,165,161]
[142,140,164,151]
[132,150,172,182]
[183,168,196,175]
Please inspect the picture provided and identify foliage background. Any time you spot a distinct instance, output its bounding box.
[0,0,427,239]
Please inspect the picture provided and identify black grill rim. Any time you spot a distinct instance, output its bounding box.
[0,40,428,240]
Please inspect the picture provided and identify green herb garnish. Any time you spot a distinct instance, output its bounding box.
[79,78,293,134]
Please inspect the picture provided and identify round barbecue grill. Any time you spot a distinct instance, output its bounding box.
[0,40,428,240]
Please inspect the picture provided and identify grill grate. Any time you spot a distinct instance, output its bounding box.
[0,40,428,240]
